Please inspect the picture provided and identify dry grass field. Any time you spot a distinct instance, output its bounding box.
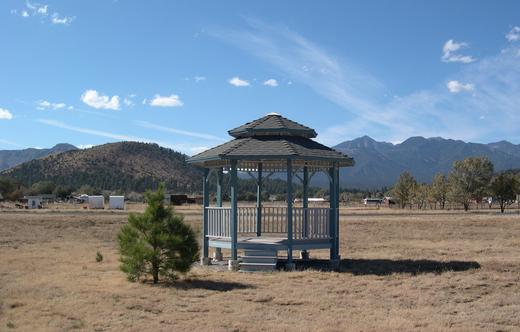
[1,205,520,331]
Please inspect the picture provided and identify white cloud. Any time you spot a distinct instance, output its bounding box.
[123,98,133,107]
[442,39,476,63]
[77,144,94,149]
[446,80,475,93]
[135,121,225,141]
[13,2,74,26]
[263,79,278,87]
[149,94,183,107]
[36,100,67,110]
[229,77,250,87]
[81,90,120,110]
[506,26,520,42]
[212,19,520,144]
[0,139,23,147]
[51,13,74,25]
[0,108,13,120]
[194,76,206,82]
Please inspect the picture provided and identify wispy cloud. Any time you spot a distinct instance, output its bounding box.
[51,13,74,25]
[0,108,13,120]
[441,39,476,64]
[135,121,225,141]
[506,26,520,42]
[37,119,204,155]
[211,19,520,144]
[36,100,68,110]
[81,90,120,110]
[263,79,278,87]
[229,77,250,87]
[0,139,23,148]
[446,80,474,93]
[149,94,183,107]
[12,2,74,26]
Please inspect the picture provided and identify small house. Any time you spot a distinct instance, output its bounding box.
[25,196,42,209]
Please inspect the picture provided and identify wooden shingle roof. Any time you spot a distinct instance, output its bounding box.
[228,113,317,138]
[188,113,354,168]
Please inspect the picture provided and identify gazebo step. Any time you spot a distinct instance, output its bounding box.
[240,249,278,272]
[244,249,278,257]
[240,256,277,264]
[239,262,277,272]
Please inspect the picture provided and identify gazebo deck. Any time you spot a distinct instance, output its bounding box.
[209,235,332,251]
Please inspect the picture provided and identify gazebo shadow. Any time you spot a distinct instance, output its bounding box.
[282,258,480,275]
[340,258,481,276]
[162,278,255,291]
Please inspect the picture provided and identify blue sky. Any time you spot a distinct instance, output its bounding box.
[1,1,520,154]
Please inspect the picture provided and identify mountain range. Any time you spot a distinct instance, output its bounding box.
[333,136,520,189]
[0,143,77,171]
[1,142,202,192]
[1,136,519,190]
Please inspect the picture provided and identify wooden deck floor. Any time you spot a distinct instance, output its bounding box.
[208,235,332,251]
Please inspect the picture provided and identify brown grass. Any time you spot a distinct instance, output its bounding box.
[1,206,520,331]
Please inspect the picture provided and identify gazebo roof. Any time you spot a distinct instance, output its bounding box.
[188,113,354,170]
[228,113,317,138]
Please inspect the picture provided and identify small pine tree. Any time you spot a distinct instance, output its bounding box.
[117,184,199,284]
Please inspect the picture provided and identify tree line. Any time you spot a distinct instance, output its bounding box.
[392,156,520,213]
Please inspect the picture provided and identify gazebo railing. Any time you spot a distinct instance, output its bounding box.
[206,207,331,239]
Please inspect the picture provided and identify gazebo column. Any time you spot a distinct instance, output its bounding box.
[201,168,210,266]
[214,168,223,261]
[256,162,262,237]
[335,166,340,260]
[286,159,294,269]
[229,160,239,270]
[300,166,310,260]
[328,166,337,261]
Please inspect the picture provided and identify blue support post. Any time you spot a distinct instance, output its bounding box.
[334,165,340,259]
[214,168,223,261]
[202,168,209,262]
[329,166,336,260]
[256,162,262,236]
[230,160,238,261]
[287,159,294,266]
[216,168,223,207]
[303,166,309,238]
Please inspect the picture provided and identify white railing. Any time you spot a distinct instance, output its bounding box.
[206,207,231,238]
[206,206,331,239]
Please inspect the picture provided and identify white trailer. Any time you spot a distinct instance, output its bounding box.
[88,195,104,209]
[109,196,125,210]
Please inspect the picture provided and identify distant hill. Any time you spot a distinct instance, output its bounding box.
[0,143,77,171]
[1,142,202,192]
[333,136,520,189]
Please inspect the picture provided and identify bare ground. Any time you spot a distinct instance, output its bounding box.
[1,206,520,331]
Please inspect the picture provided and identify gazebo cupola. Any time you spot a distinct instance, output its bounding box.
[188,113,354,271]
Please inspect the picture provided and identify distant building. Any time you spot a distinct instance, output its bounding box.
[108,196,125,210]
[88,196,104,209]
[25,196,43,209]
[363,198,383,206]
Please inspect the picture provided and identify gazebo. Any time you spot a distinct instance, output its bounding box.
[187,113,354,271]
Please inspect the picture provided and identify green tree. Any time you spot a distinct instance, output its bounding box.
[393,171,417,209]
[489,172,518,213]
[448,157,494,211]
[413,183,430,210]
[0,177,15,197]
[117,185,199,284]
[28,181,56,195]
[430,173,448,209]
